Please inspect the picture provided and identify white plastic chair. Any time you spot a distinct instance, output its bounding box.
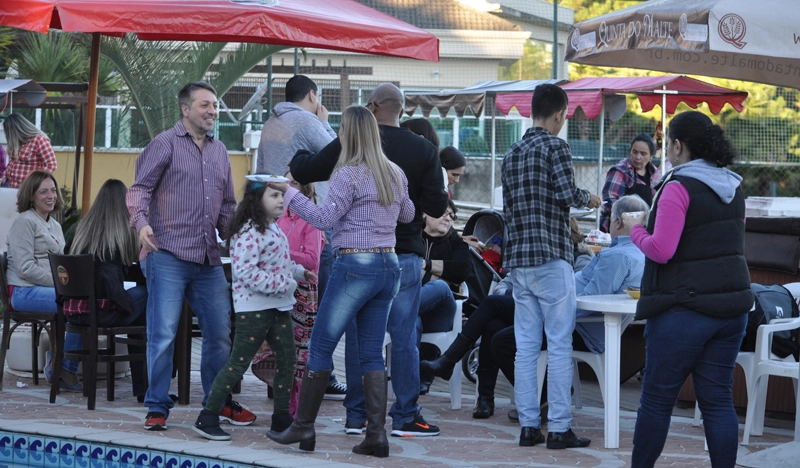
[420,283,468,410]
[385,283,468,410]
[741,315,800,444]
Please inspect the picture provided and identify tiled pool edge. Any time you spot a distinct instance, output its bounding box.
[0,420,360,468]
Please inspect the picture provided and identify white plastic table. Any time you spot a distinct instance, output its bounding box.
[575,294,638,449]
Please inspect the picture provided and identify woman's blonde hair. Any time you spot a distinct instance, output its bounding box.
[3,113,46,159]
[69,179,140,265]
[335,106,403,206]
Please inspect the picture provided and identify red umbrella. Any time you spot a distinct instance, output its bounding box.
[1,0,440,208]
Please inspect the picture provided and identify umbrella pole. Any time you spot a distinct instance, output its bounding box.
[662,90,667,178]
[81,33,101,213]
[490,97,496,209]
[596,100,605,230]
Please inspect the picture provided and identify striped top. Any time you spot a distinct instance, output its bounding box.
[284,165,414,250]
[3,134,57,188]
[127,121,237,265]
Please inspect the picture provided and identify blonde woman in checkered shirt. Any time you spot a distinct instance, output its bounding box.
[0,113,57,188]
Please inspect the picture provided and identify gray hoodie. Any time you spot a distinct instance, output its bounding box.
[256,102,336,202]
[669,159,742,204]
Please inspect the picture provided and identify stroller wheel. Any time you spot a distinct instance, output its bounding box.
[462,344,478,383]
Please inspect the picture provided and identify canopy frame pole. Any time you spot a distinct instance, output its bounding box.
[490,95,496,209]
[653,87,678,179]
[596,99,605,230]
[81,32,101,213]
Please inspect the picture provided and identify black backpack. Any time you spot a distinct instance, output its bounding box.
[741,283,800,359]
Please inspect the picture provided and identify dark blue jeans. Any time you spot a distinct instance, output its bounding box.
[632,306,747,468]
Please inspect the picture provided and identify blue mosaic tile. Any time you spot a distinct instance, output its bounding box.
[73,442,91,459]
[12,448,30,464]
[0,445,13,464]
[0,432,12,449]
[208,460,225,468]
[194,458,210,468]
[179,455,195,468]
[163,452,180,468]
[28,437,45,454]
[60,440,76,456]
[44,438,60,454]
[89,444,105,460]
[134,449,150,467]
[42,451,60,468]
[12,434,28,450]
[58,452,76,468]
[27,447,46,467]
[118,447,136,464]
[89,457,105,468]
[149,450,165,468]
[73,455,92,468]
[104,446,122,462]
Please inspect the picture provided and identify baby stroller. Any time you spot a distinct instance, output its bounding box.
[459,209,507,382]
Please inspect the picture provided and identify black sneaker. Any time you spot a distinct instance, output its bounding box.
[546,429,591,449]
[192,410,231,441]
[324,380,347,400]
[390,414,440,437]
[344,419,367,435]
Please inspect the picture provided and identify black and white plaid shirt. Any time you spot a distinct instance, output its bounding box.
[501,127,591,269]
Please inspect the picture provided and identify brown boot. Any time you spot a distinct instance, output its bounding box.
[352,370,389,458]
[266,369,330,451]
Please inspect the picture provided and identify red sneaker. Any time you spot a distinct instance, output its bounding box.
[144,412,168,431]
[219,400,256,426]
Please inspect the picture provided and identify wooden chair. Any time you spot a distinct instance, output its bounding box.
[0,252,56,390]
[47,253,147,410]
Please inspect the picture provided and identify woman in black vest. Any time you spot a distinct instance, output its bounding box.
[623,111,752,468]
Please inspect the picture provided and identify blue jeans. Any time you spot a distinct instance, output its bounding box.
[306,251,399,376]
[11,285,81,373]
[142,251,232,416]
[632,307,746,468]
[510,260,576,432]
[316,230,339,384]
[416,279,456,347]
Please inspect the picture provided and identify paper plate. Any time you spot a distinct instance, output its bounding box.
[245,174,290,183]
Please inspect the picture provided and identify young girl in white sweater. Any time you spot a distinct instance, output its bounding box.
[192,179,316,441]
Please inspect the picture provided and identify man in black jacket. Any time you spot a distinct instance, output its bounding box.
[289,83,449,437]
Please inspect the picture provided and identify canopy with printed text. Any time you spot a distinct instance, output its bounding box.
[564,0,800,89]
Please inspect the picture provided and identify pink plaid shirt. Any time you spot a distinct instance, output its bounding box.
[4,134,57,188]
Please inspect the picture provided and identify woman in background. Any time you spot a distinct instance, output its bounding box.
[599,133,659,232]
[68,179,147,400]
[0,113,57,188]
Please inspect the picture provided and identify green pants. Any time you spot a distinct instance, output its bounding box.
[205,308,296,414]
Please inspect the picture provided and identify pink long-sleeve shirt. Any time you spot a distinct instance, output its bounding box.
[276,209,324,275]
[630,182,690,264]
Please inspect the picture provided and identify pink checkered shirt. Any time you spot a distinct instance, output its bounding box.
[3,134,57,188]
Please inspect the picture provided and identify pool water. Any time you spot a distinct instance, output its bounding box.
[0,432,251,468]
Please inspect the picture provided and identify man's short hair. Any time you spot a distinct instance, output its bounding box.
[285,75,317,103]
[178,82,217,111]
[531,83,568,120]
[611,195,650,224]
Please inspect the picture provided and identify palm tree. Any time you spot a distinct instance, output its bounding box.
[100,35,286,143]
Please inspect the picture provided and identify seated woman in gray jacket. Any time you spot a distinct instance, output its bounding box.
[5,171,81,391]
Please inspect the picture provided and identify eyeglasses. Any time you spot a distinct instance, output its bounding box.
[443,211,457,221]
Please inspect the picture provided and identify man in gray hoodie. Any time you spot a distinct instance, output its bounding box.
[256,74,346,399]
[256,74,336,202]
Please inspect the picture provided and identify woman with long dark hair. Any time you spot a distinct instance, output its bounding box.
[625,111,752,467]
[68,179,147,400]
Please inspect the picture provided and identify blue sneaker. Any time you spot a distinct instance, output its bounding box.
[44,351,53,383]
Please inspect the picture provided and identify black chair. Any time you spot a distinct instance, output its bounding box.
[0,252,56,390]
[47,252,147,410]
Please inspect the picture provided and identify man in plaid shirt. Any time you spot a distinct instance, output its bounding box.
[501,84,601,450]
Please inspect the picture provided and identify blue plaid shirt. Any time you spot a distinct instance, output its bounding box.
[501,127,591,269]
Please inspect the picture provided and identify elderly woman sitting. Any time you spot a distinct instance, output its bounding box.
[418,199,472,394]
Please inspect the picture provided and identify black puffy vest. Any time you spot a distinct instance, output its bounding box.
[636,175,753,320]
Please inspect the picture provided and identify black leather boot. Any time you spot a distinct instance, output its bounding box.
[420,334,474,381]
[472,397,494,419]
[352,370,389,458]
[266,369,330,451]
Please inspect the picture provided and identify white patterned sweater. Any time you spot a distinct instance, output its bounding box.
[230,222,306,312]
